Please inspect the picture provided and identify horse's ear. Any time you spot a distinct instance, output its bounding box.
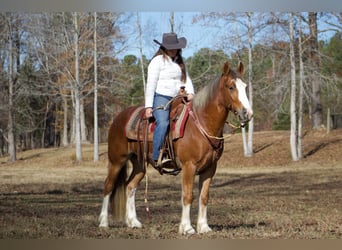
[237,61,244,75]
[222,62,230,75]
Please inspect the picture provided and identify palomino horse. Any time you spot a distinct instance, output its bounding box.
[99,61,253,234]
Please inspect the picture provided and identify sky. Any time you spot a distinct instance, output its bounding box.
[118,12,222,59]
[118,12,340,60]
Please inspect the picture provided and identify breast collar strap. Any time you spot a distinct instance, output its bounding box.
[187,106,224,159]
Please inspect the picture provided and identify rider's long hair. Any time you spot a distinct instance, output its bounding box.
[151,47,187,83]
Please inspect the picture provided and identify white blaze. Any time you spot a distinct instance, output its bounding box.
[236,78,253,117]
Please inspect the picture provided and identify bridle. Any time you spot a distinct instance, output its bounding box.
[187,104,244,162]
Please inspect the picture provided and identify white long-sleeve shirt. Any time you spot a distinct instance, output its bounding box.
[145,54,195,108]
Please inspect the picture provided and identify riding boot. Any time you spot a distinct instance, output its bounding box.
[157,149,172,167]
[153,150,179,175]
[157,149,163,167]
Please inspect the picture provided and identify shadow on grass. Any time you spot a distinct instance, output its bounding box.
[253,143,274,154]
[211,173,265,188]
[211,221,268,231]
[304,139,342,158]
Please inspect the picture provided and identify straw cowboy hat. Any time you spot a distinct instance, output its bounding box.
[153,32,187,50]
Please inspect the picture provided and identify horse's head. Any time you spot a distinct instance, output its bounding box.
[220,62,253,127]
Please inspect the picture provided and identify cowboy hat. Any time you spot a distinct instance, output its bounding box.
[153,32,187,50]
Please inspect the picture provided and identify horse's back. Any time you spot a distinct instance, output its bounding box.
[109,105,143,133]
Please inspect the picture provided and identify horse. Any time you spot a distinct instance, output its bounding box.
[98,61,253,234]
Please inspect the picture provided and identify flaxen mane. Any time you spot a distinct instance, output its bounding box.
[192,68,239,110]
[192,76,220,109]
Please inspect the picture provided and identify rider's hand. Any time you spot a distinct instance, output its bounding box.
[187,93,194,101]
[145,107,153,118]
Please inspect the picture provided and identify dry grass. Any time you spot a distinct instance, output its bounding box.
[0,130,342,239]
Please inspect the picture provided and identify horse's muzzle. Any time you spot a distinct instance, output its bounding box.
[238,108,253,127]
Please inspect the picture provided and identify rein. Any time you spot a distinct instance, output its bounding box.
[188,108,241,141]
[153,95,185,111]
[225,120,242,132]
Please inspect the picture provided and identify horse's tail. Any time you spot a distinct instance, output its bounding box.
[109,162,127,222]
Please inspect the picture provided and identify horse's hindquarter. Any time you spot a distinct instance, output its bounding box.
[107,106,143,164]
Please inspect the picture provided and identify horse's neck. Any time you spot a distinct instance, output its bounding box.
[195,102,228,136]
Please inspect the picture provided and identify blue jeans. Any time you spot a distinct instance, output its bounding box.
[152,93,172,161]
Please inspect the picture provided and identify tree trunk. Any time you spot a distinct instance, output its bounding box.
[41,101,50,148]
[93,12,99,162]
[169,12,174,33]
[62,94,69,147]
[297,15,304,160]
[70,89,75,144]
[80,99,88,143]
[74,12,82,161]
[7,20,16,162]
[309,12,323,129]
[289,13,299,161]
[71,112,75,144]
[241,127,248,156]
[136,13,146,95]
[246,12,254,157]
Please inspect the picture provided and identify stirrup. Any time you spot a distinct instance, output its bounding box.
[161,158,173,164]
[152,159,181,176]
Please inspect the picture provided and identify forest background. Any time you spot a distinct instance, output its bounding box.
[0,12,341,162]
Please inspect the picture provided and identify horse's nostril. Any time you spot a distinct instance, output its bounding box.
[238,108,248,120]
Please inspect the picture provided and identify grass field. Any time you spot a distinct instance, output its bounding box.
[0,130,341,239]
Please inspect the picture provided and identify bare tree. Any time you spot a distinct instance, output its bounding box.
[244,12,254,157]
[93,12,99,162]
[308,12,323,129]
[73,12,82,161]
[6,14,16,162]
[170,12,175,33]
[136,13,146,95]
[289,13,299,161]
[297,14,305,159]
[30,13,72,147]
[230,12,257,156]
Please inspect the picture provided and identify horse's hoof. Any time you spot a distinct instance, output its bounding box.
[99,222,109,228]
[98,215,109,228]
[126,218,142,228]
[179,224,196,235]
[197,224,212,234]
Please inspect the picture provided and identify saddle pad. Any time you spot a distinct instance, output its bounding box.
[125,106,150,140]
[125,104,190,141]
[171,104,190,139]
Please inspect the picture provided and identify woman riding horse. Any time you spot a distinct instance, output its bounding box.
[145,32,195,168]
[98,59,253,234]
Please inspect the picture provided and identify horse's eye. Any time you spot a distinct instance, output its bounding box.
[229,86,235,91]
